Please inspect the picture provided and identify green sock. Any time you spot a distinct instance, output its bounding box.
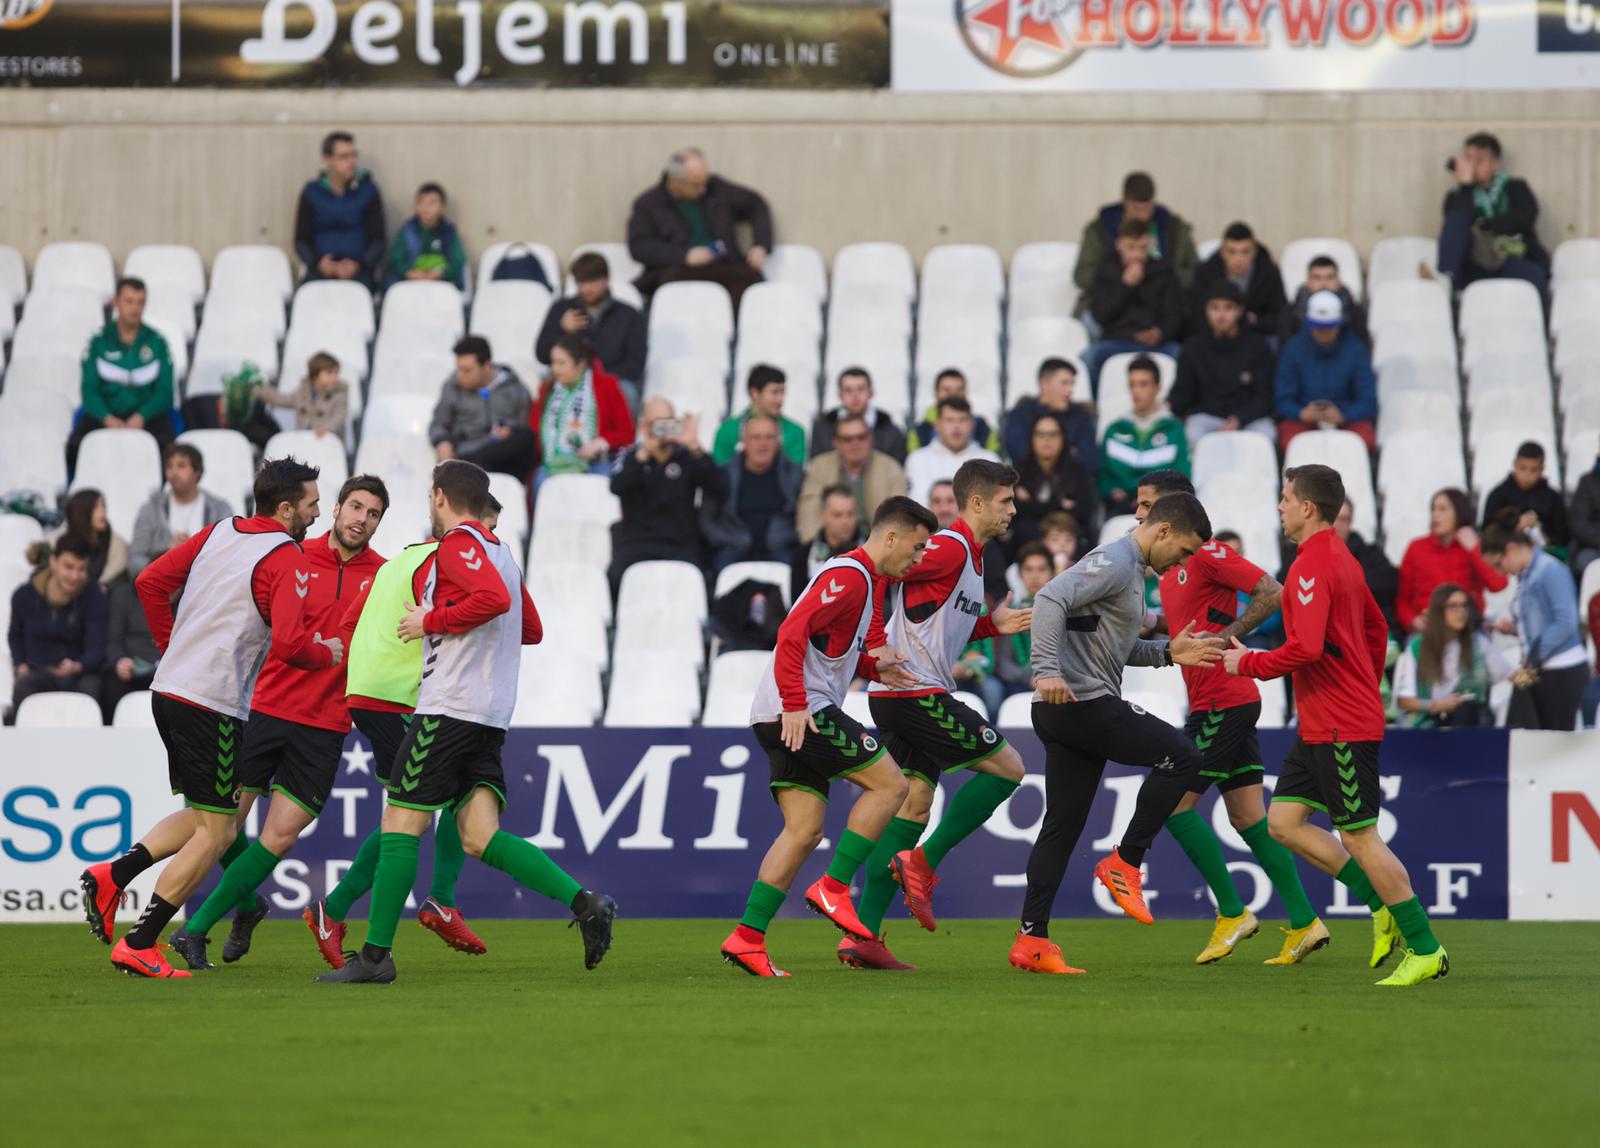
[219,833,250,868]
[481,830,583,907]
[1166,809,1245,918]
[923,774,1020,870]
[366,832,421,950]
[325,828,380,921]
[187,841,281,937]
[427,811,466,907]
[739,880,788,933]
[857,816,926,936]
[1387,896,1441,956]
[1240,818,1317,929]
[824,829,876,885]
[1337,858,1385,912]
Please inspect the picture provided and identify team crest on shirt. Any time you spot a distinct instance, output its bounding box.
[665,462,682,480]
[862,734,879,752]
[1128,702,1147,716]
[1177,569,1188,585]
[981,726,997,745]
[140,345,153,362]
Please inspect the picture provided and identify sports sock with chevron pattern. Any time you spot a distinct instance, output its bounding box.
[1166,808,1245,917]
[857,816,926,935]
[923,773,1019,869]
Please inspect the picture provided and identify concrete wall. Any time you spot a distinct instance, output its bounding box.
[1,88,1594,271]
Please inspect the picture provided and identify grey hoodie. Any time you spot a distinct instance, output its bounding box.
[427,365,532,455]
[129,487,234,576]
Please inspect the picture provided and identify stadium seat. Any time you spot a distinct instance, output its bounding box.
[1377,390,1462,446]
[1467,389,1555,451]
[1009,241,1079,321]
[112,691,157,727]
[15,691,105,727]
[1375,352,1459,398]
[1372,326,1458,378]
[914,328,1002,422]
[652,280,735,342]
[840,689,874,727]
[701,651,771,726]
[528,509,614,569]
[1099,514,1136,545]
[1280,238,1363,302]
[1256,676,1288,729]
[527,560,613,625]
[0,243,26,308]
[823,325,911,421]
[1096,352,1176,439]
[1191,431,1280,492]
[763,244,828,305]
[189,314,282,395]
[618,560,708,625]
[1282,429,1375,538]
[143,281,198,345]
[469,280,553,372]
[366,476,432,555]
[1561,387,1600,447]
[73,429,163,540]
[1553,237,1600,286]
[1459,278,1543,334]
[1366,236,1438,292]
[0,517,43,597]
[1559,357,1600,414]
[1367,278,1451,338]
[1376,429,1467,507]
[280,318,371,400]
[360,394,434,441]
[0,384,76,445]
[369,347,456,400]
[380,281,466,344]
[1197,473,1280,568]
[211,246,294,303]
[177,429,257,514]
[290,279,377,340]
[738,281,823,344]
[996,692,1033,729]
[354,433,437,486]
[487,472,530,552]
[1463,352,1550,407]
[0,413,69,497]
[512,645,603,727]
[1549,279,1600,343]
[950,690,990,721]
[924,244,1005,301]
[832,242,916,304]
[475,242,562,300]
[1,350,82,410]
[1553,325,1600,379]
[1563,430,1598,494]
[14,289,105,366]
[733,333,821,425]
[264,429,348,534]
[604,653,701,725]
[714,560,794,608]
[1006,318,1089,395]
[124,245,206,306]
[646,357,733,425]
[540,607,609,673]
[33,241,116,304]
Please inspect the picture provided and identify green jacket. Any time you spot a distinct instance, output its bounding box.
[1098,414,1190,500]
[387,219,467,288]
[80,321,174,422]
[713,410,807,466]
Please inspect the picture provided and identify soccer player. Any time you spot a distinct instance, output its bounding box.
[167,476,389,970]
[1222,464,1447,987]
[79,457,339,979]
[1012,492,1222,975]
[318,462,614,984]
[843,461,1032,970]
[1132,470,1333,965]
[305,494,504,967]
[720,496,936,977]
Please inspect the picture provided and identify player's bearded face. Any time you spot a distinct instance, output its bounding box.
[288,483,321,542]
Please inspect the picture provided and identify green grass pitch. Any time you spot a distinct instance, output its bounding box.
[6,919,1596,1146]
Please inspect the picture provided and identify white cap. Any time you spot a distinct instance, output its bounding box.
[1306,290,1344,329]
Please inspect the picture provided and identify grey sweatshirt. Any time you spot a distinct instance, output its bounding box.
[1030,533,1172,701]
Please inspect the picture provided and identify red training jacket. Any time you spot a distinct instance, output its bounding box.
[1238,527,1388,743]
[775,545,886,712]
[1159,538,1266,712]
[530,361,637,462]
[871,517,998,699]
[412,522,542,645]
[1395,533,1507,631]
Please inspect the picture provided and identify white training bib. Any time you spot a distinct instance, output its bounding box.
[416,524,524,730]
[750,555,874,723]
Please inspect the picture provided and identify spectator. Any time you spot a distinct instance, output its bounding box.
[1282,255,1370,347]
[255,351,349,440]
[810,367,906,462]
[535,253,648,410]
[608,397,724,598]
[294,131,385,284]
[1072,170,1199,326]
[904,397,1000,507]
[1013,412,1097,545]
[795,413,907,542]
[926,479,1015,600]
[1482,440,1570,552]
[994,541,1054,694]
[1396,488,1508,632]
[1168,280,1276,444]
[4,535,107,725]
[1274,290,1378,452]
[1082,217,1185,394]
[927,479,959,529]
[38,489,128,587]
[1336,497,1401,636]
[66,277,176,474]
[1394,583,1511,729]
[1570,452,1600,576]
[627,147,772,307]
[1099,355,1189,519]
[954,625,1005,720]
[1482,517,1587,730]
[1214,530,1283,650]
[386,182,467,289]
[907,369,1001,454]
[530,334,635,496]
[1001,358,1098,473]
[1584,592,1600,728]
[713,365,806,465]
[429,336,536,478]
[701,414,802,574]
[100,579,160,725]
[128,443,233,576]
[1039,510,1081,576]
[1187,221,1286,340]
[1437,131,1549,296]
[791,483,863,602]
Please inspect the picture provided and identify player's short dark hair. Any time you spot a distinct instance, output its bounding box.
[432,459,491,516]
[321,130,354,156]
[570,252,609,282]
[552,333,591,366]
[953,459,1018,510]
[453,335,492,364]
[1284,463,1345,525]
[871,495,937,536]
[482,492,503,519]
[936,396,972,418]
[115,276,146,296]
[1127,355,1160,386]
[1016,541,1052,568]
[838,366,872,390]
[53,533,94,562]
[1147,492,1212,541]
[1123,171,1155,202]
[163,441,203,475]
[1118,216,1149,241]
[1138,468,1194,498]
[1465,131,1502,158]
[1309,254,1339,273]
[254,456,321,517]
[1516,440,1545,462]
[1222,221,1255,243]
[338,474,389,515]
[819,483,855,507]
[416,181,446,202]
[746,364,785,394]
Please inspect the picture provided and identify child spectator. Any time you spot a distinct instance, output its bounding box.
[256,351,350,439]
[388,182,468,289]
[1099,354,1189,518]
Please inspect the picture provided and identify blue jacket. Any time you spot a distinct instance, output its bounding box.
[8,571,108,674]
[294,172,385,275]
[1273,327,1377,424]
[1516,549,1583,667]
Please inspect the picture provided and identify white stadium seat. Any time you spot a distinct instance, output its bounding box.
[0,243,26,307]
[177,429,257,514]
[1282,429,1376,538]
[291,279,377,340]
[646,357,732,425]
[604,653,701,726]
[189,319,281,396]
[265,429,348,535]
[124,245,206,306]
[1191,431,1280,492]
[211,245,294,303]
[1366,236,1438,292]
[1553,238,1600,286]
[487,472,529,552]
[618,560,708,626]
[72,429,163,540]
[0,408,70,496]
[33,241,116,304]
[1096,352,1176,439]
[380,281,465,343]
[469,280,553,368]
[354,433,437,485]
[369,347,456,400]
[652,280,735,343]
[1010,241,1079,296]
[823,324,911,421]
[15,691,105,728]
[361,394,434,440]
[714,560,794,608]
[1256,676,1289,728]
[763,244,828,304]
[840,689,874,727]
[1562,430,1598,494]
[997,692,1034,729]
[1472,429,1560,498]
[527,560,614,626]
[512,645,603,727]
[1375,353,1459,398]
[143,282,198,345]
[1367,278,1451,337]
[832,242,916,304]
[1198,473,1280,569]
[536,473,620,523]
[366,477,432,556]
[950,690,990,721]
[1467,389,1555,452]
[1459,278,1543,334]
[702,651,772,727]
[1124,688,1186,727]
[738,282,822,344]
[1553,325,1600,379]
[1377,390,1461,446]
[1280,237,1363,303]
[476,242,562,300]
[113,691,157,727]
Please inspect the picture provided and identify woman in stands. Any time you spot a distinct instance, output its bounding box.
[1009,413,1096,550]
[31,489,128,587]
[530,334,634,498]
[1480,516,1589,731]
[1395,487,1507,633]
[1393,583,1511,728]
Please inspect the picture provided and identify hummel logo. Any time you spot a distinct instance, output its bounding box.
[1082,552,1110,572]
[1021,922,1035,935]
[1298,590,1315,605]
[1203,541,1225,555]
[924,541,940,551]
[1298,576,1315,590]
[819,578,846,605]
[295,570,309,584]
[460,546,483,571]
[294,585,308,599]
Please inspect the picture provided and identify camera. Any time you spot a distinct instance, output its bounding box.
[1444,156,1458,174]
[652,417,684,440]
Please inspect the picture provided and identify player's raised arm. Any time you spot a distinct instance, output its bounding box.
[422,529,513,633]
[133,524,216,652]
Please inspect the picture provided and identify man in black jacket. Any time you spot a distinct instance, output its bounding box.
[811,367,906,462]
[1167,281,1276,445]
[1482,441,1571,551]
[1438,131,1549,296]
[5,535,107,725]
[1081,217,1185,396]
[535,252,647,409]
[627,147,773,307]
[701,415,802,574]
[1187,222,1286,341]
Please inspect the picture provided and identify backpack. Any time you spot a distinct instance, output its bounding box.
[711,579,786,651]
[491,245,550,287]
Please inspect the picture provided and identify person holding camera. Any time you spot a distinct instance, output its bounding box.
[531,334,635,498]
[1437,132,1549,296]
[608,396,726,599]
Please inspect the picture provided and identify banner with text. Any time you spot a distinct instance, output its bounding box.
[892,0,1600,91]
[0,0,889,87]
[1508,730,1600,920]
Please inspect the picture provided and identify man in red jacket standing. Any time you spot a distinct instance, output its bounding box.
[1223,464,1449,987]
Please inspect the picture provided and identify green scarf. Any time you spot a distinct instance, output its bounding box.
[1401,634,1489,729]
[541,371,599,475]
[1472,171,1510,220]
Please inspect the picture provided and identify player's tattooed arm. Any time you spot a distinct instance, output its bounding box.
[1219,573,1283,645]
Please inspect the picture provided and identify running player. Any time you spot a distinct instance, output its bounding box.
[1012,493,1221,975]
[720,496,935,977]
[305,494,505,969]
[318,463,614,984]
[1132,470,1336,965]
[1222,464,1447,986]
[842,460,1031,970]
[167,476,389,970]
[80,457,339,978]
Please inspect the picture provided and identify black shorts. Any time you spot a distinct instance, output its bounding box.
[1186,702,1264,794]
[386,713,507,812]
[1273,737,1382,831]
[352,708,413,785]
[1031,694,1203,787]
[869,692,1006,788]
[754,704,887,804]
[152,693,243,816]
[237,710,346,819]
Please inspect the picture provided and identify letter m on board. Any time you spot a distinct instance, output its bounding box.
[1552,792,1600,863]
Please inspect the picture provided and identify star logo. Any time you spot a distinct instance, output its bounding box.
[958,0,1081,78]
[342,742,374,775]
